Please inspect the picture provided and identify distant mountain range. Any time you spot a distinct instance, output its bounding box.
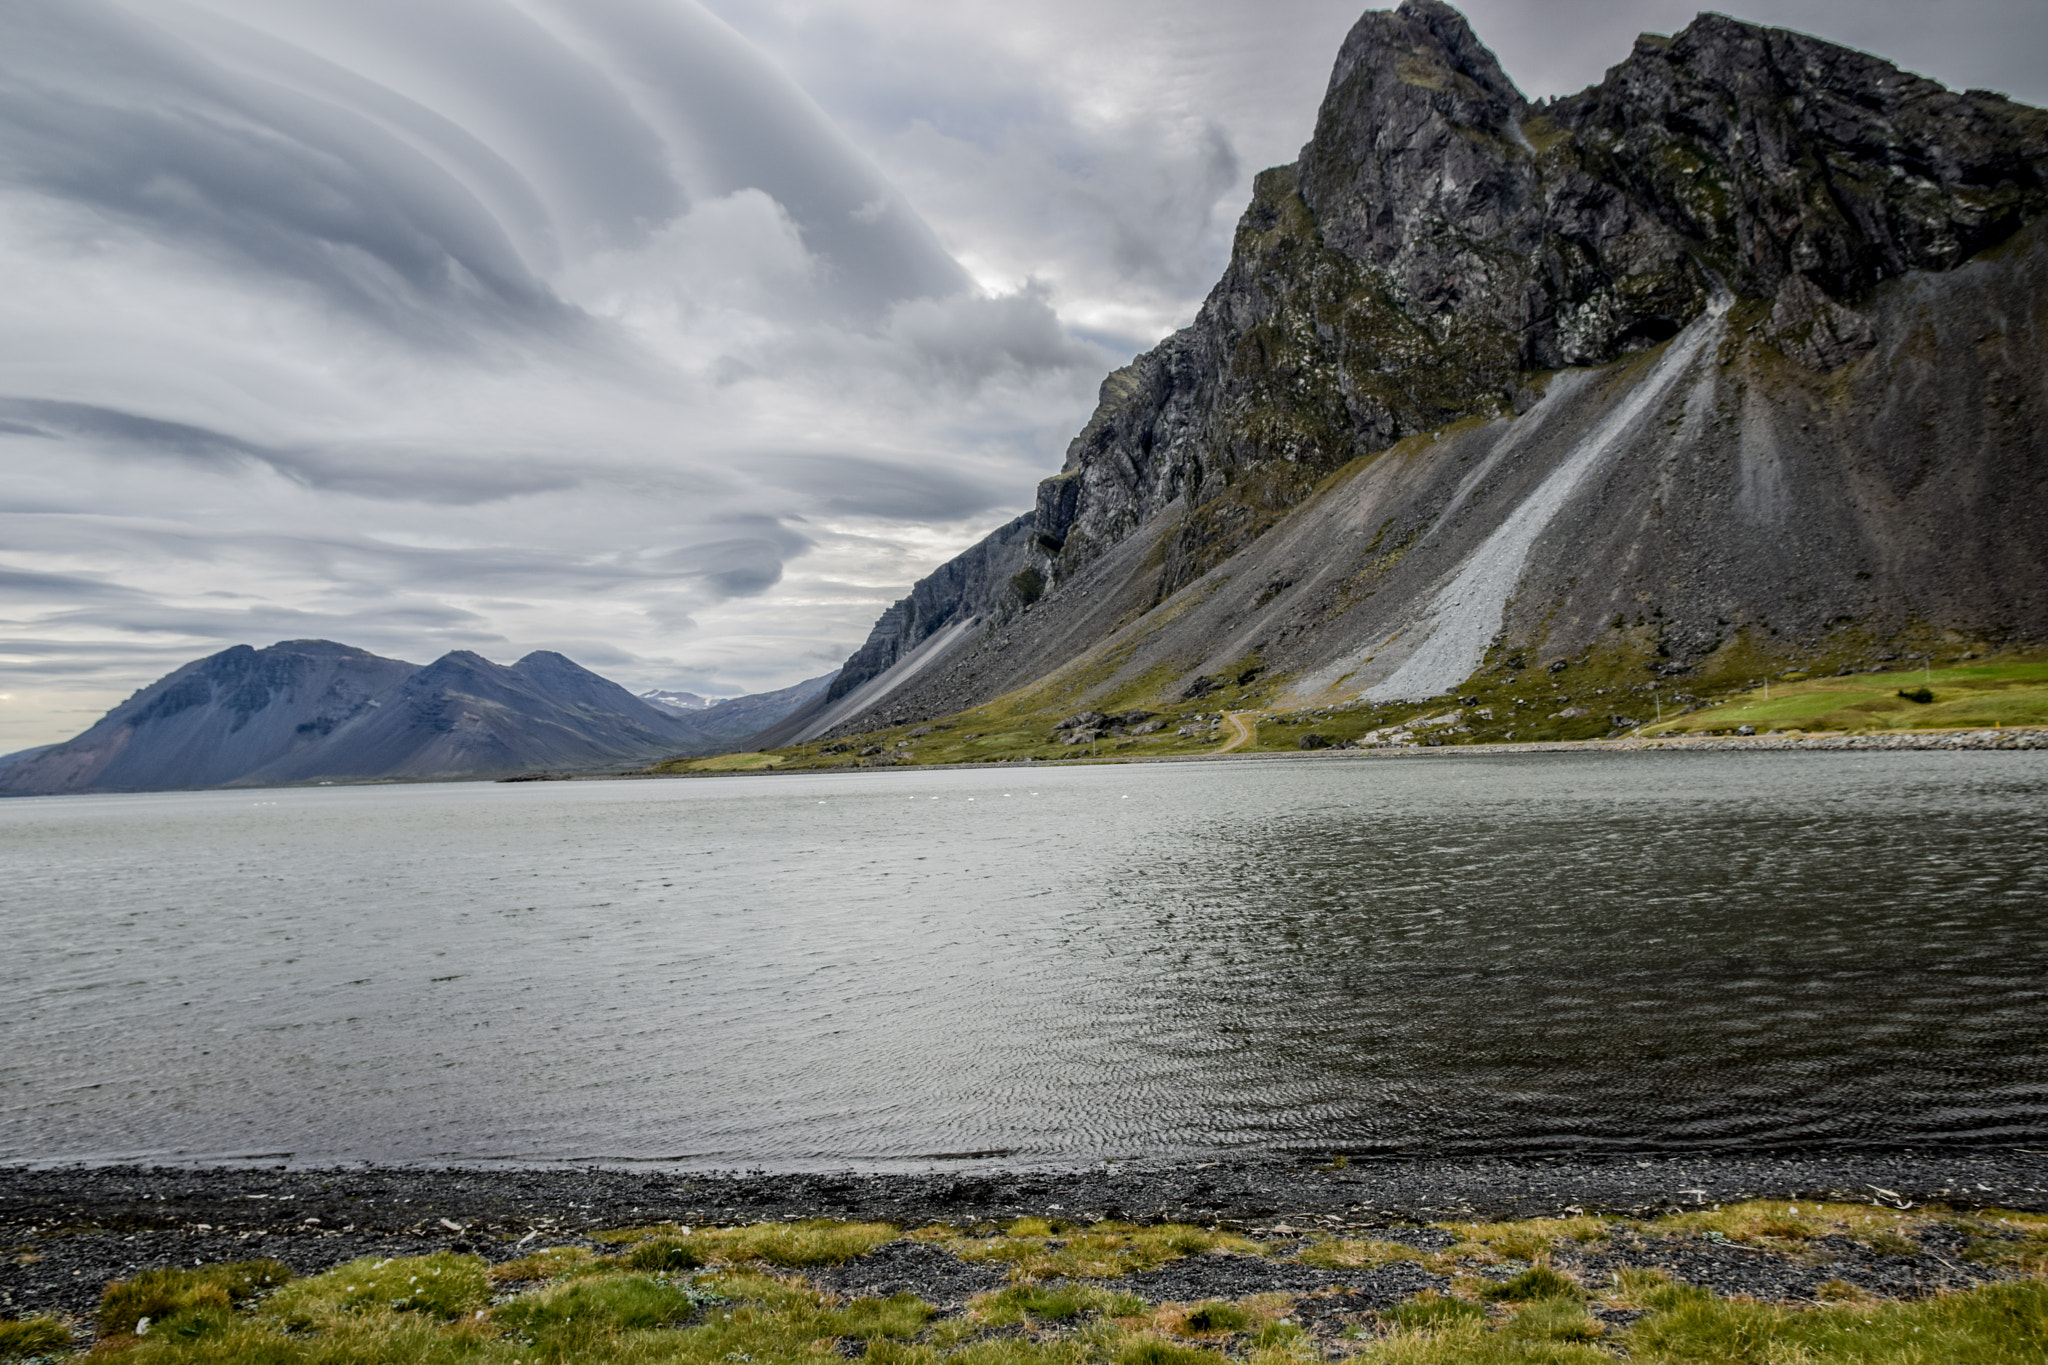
[639,688,717,714]
[0,641,834,795]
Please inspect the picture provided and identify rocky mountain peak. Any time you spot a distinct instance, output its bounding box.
[780,4,2048,744]
[1302,0,1530,277]
[1556,12,2048,306]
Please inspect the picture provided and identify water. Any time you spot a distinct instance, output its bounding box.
[3,751,2045,1168]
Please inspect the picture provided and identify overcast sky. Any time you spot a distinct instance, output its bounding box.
[3,0,2043,751]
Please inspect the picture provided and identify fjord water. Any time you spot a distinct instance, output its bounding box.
[3,752,2045,1168]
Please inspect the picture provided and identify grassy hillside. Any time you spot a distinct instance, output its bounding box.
[639,649,2048,775]
[1641,660,2048,736]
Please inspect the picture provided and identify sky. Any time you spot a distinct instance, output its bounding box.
[3,0,2044,751]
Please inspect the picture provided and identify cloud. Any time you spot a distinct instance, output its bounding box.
[0,398,591,504]
[753,452,1014,521]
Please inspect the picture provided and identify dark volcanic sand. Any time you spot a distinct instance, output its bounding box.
[5,1153,2044,1330]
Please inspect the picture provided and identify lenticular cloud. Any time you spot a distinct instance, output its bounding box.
[0,0,1106,743]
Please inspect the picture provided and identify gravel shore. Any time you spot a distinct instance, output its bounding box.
[6,1152,2044,1325]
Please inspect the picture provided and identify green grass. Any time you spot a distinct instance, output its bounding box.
[1628,1280,2048,1363]
[1440,1217,1613,1264]
[651,751,782,773]
[1294,1238,1430,1270]
[262,1254,490,1331]
[56,1215,2048,1365]
[0,1316,71,1358]
[939,1222,1262,1280]
[1645,659,2048,735]
[1477,1267,1583,1303]
[1651,1199,1920,1251]
[594,1219,898,1267]
[971,1284,1145,1327]
[98,1259,294,1338]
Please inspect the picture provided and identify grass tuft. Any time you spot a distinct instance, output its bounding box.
[1444,1217,1611,1264]
[596,1219,898,1267]
[1629,1279,2048,1363]
[1477,1266,1582,1302]
[973,1283,1144,1326]
[98,1259,293,1339]
[263,1253,488,1331]
[488,1244,602,1283]
[1651,1200,1876,1248]
[1115,1336,1230,1365]
[1295,1238,1429,1270]
[0,1316,70,1358]
[945,1222,1259,1280]
[1380,1291,1486,1332]
[1175,1301,1253,1335]
[489,1272,712,1336]
[628,1238,708,1273]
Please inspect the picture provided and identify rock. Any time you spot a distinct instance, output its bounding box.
[1737,725,1756,735]
[1298,733,1333,749]
[1128,720,1166,735]
[1765,273,1878,371]
[1055,711,1108,731]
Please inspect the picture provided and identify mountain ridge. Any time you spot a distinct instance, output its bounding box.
[0,642,833,795]
[766,0,2048,747]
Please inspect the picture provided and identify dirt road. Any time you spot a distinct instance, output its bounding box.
[1215,712,1259,753]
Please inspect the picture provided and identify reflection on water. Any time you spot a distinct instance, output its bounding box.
[2,752,2044,1166]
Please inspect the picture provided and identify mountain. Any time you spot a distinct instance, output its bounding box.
[639,688,718,715]
[669,673,838,755]
[770,1,2048,744]
[0,642,817,795]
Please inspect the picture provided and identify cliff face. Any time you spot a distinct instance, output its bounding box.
[789,1,2048,740]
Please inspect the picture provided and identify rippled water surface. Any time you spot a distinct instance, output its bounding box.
[4,752,2046,1166]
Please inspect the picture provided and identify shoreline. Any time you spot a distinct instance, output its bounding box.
[8,1150,2045,1241]
[5,1153,2045,1325]
[6,727,2042,800]
[660,725,2048,776]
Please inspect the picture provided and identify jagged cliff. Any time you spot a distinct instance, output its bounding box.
[773,1,2048,743]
